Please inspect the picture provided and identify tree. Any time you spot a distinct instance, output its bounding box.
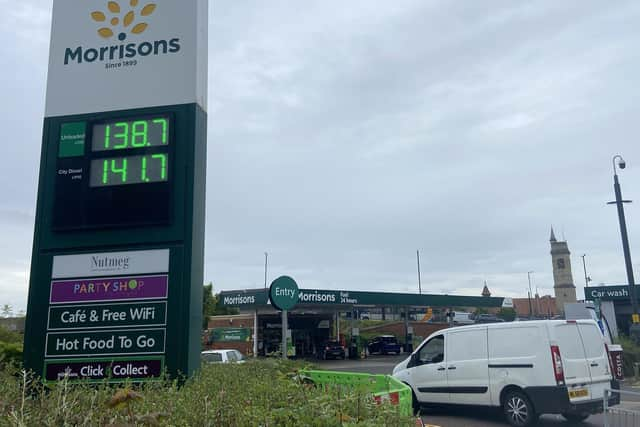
[202,283,217,329]
[497,307,517,322]
[1,305,13,318]
[202,283,239,328]
[474,307,489,316]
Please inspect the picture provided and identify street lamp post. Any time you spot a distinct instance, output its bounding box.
[608,155,640,340]
[527,271,534,319]
[264,252,268,289]
[416,250,422,295]
[581,254,591,291]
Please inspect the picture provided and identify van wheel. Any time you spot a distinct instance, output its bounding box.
[561,413,589,423]
[503,390,537,427]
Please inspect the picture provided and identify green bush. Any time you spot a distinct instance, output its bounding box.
[0,359,414,426]
[0,326,22,344]
[0,342,23,368]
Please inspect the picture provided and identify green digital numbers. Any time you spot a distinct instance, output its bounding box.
[152,118,168,145]
[152,154,167,180]
[112,122,129,149]
[96,116,169,152]
[102,158,128,184]
[92,154,169,187]
[91,116,170,187]
[131,121,148,147]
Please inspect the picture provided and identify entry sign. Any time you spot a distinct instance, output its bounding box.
[269,276,299,311]
[24,0,208,383]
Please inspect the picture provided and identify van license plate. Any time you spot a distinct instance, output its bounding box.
[568,388,588,399]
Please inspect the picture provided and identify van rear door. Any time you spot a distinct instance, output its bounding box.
[551,322,593,403]
[576,320,611,400]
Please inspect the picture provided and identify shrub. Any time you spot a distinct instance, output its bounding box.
[0,326,22,344]
[0,342,23,368]
[0,359,414,426]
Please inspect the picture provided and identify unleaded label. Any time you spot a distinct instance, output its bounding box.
[50,275,168,304]
[58,122,86,158]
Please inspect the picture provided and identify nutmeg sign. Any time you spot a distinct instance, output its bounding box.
[24,0,208,383]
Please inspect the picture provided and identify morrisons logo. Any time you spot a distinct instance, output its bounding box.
[64,39,180,65]
[64,0,181,65]
[223,295,256,306]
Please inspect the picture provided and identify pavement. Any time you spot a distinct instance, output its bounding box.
[312,354,640,426]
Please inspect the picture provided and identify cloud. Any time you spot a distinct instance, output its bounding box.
[3,0,640,311]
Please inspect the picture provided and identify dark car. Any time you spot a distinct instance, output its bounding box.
[367,335,401,355]
[318,340,346,360]
[474,314,505,324]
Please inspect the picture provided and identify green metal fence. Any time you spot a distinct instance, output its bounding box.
[299,369,412,417]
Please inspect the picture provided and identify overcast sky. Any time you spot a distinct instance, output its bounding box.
[2,0,640,312]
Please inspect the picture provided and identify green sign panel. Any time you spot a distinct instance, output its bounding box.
[209,327,251,343]
[58,122,86,157]
[269,276,299,311]
[24,0,208,384]
[46,329,165,357]
[48,302,167,330]
[222,288,505,309]
[586,285,633,301]
[44,356,165,383]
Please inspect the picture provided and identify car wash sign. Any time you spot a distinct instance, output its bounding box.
[587,285,634,301]
[23,0,208,383]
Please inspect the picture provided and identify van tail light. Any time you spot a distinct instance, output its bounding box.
[605,344,613,376]
[551,345,565,385]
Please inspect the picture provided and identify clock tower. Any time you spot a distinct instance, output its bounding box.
[550,227,577,314]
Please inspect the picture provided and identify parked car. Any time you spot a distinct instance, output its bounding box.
[201,349,246,364]
[474,314,505,324]
[368,335,402,355]
[393,320,618,427]
[317,340,346,359]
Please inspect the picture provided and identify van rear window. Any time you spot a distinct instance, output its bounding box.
[577,324,605,359]
[554,324,585,359]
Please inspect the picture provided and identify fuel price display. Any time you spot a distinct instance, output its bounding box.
[92,117,169,152]
[52,114,173,229]
[90,154,168,187]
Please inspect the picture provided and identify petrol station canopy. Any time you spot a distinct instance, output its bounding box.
[220,288,509,309]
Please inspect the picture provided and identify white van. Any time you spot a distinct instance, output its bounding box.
[392,320,618,427]
[452,311,474,325]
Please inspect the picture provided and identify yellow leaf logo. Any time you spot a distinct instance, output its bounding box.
[90,1,156,41]
[131,23,148,34]
[140,4,156,16]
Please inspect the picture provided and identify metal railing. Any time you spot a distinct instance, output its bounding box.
[604,388,640,427]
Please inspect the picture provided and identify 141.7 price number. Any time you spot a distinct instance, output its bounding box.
[90,154,168,187]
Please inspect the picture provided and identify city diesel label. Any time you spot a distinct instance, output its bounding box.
[45,329,165,357]
[48,302,167,330]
